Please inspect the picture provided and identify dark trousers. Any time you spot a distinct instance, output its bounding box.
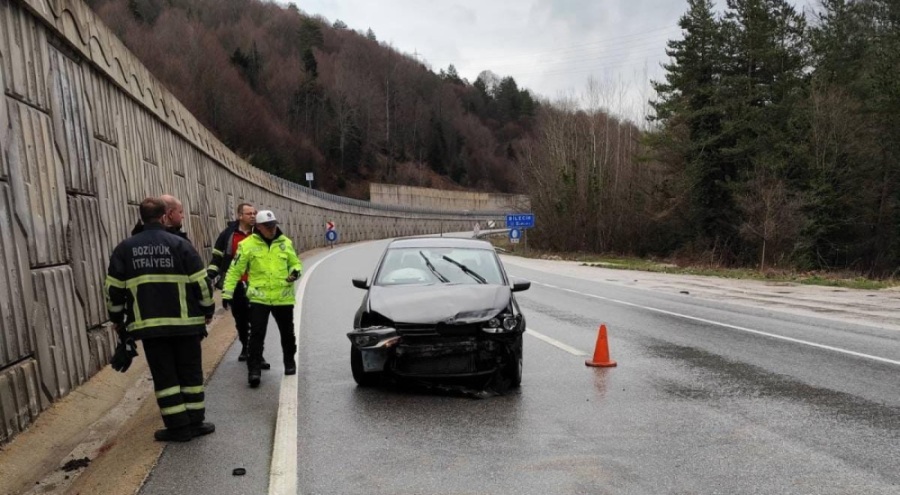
[142,335,205,429]
[248,304,295,371]
[231,281,251,346]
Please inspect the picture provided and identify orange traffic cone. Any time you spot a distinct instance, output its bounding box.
[585,324,617,367]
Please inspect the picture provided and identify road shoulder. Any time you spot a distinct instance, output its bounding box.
[500,255,900,331]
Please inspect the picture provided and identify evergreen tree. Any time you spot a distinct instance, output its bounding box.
[650,0,733,247]
[718,0,809,263]
[719,0,808,183]
[805,0,900,272]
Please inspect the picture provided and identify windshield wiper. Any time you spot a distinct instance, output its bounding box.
[442,255,487,284]
[419,251,450,283]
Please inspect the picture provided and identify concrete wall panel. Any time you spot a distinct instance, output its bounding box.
[86,69,117,145]
[0,0,50,110]
[0,358,42,444]
[94,138,129,257]
[49,44,94,194]
[68,195,106,328]
[119,101,142,204]
[85,324,116,375]
[31,266,90,403]
[0,183,33,368]
[7,98,69,267]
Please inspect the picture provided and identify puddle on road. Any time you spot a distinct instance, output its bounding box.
[645,340,900,431]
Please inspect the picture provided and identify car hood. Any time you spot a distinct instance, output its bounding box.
[368,284,511,325]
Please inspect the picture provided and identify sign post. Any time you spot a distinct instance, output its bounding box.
[305,172,314,189]
[505,214,535,229]
[505,213,535,251]
[325,221,337,248]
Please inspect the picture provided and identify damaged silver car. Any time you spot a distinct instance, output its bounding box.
[348,237,530,388]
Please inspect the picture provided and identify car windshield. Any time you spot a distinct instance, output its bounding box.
[375,247,505,286]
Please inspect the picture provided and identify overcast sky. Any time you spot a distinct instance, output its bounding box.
[295,0,814,122]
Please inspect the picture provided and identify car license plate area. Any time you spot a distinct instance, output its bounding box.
[398,354,476,375]
[435,323,481,337]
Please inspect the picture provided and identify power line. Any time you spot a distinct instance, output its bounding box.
[480,42,669,72]
[428,24,680,68]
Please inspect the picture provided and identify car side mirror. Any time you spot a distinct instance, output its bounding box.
[511,280,531,292]
[352,277,370,290]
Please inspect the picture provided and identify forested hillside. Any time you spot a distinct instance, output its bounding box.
[85,0,900,276]
[86,0,536,197]
[647,0,899,274]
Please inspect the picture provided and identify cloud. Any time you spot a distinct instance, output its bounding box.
[288,0,805,122]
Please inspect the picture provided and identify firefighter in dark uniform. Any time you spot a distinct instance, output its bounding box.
[105,197,216,442]
[207,202,268,369]
[131,194,188,238]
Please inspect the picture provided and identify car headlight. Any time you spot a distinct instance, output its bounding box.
[502,316,518,331]
[351,334,381,347]
[347,326,399,348]
[483,313,518,333]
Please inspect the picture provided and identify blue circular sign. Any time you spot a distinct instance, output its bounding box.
[509,228,521,240]
[325,230,338,242]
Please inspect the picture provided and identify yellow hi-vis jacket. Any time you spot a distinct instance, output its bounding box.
[222,229,302,306]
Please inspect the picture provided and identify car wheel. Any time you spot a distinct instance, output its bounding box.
[504,335,523,388]
[351,345,380,387]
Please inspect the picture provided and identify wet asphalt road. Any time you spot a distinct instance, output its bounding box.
[144,238,900,494]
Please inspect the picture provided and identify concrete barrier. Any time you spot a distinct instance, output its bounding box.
[0,0,507,444]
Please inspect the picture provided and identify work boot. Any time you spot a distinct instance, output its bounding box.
[261,357,271,370]
[154,426,193,442]
[284,358,296,376]
[191,422,216,437]
[248,369,261,388]
[238,346,248,362]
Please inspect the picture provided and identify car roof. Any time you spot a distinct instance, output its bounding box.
[388,237,494,250]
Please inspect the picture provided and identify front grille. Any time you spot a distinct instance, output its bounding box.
[391,337,500,376]
[394,322,482,337]
[395,323,437,336]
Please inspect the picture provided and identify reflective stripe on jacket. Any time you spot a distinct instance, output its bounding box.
[222,229,302,306]
[105,223,214,339]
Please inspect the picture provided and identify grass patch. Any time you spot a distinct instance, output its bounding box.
[486,236,898,290]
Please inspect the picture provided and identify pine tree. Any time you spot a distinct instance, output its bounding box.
[805,0,900,272]
[650,0,733,247]
[719,0,808,183]
[718,0,809,264]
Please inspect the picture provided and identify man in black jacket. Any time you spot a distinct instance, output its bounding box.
[130,194,188,238]
[106,196,215,442]
[208,203,268,366]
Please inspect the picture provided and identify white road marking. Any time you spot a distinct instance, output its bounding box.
[525,328,587,356]
[269,247,351,495]
[530,281,900,367]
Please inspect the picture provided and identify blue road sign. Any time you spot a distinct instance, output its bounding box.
[506,213,535,229]
[325,230,338,242]
[509,228,521,240]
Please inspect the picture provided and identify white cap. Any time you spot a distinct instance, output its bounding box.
[255,210,277,224]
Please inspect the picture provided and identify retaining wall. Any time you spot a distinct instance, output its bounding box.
[370,183,531,212]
